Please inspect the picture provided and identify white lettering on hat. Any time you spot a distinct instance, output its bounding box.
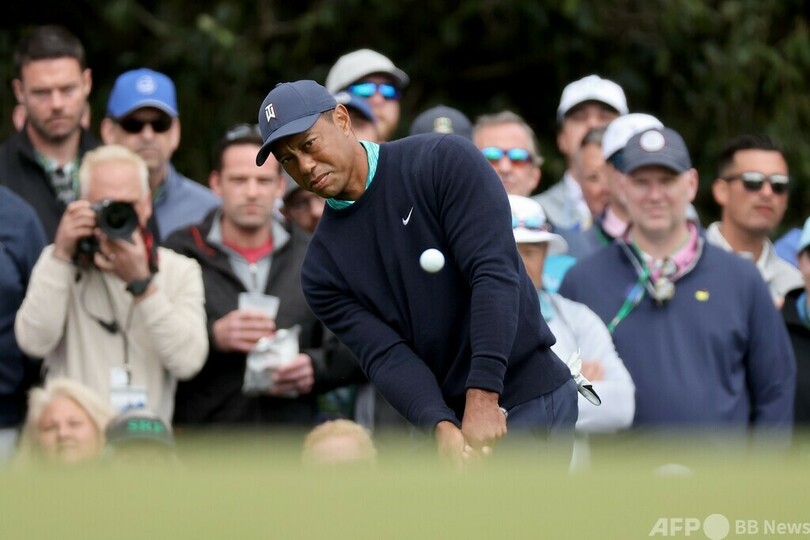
[136,75,157,96]
[265,103,276,122]
[640,130,665,152]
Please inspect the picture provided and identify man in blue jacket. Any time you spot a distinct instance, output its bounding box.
[100,68,220,242]
[254,80,576,465]
[559,126,795,442]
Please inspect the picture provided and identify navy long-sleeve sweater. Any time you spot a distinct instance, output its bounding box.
[301,134,571,429]
[1,185,47,425]
[559,239,796,428]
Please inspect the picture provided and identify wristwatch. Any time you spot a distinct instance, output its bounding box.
[126,275,153,297]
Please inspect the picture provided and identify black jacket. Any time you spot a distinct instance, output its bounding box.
[164,210,364,426]
[0,129,100,241]
[781,287,810,425]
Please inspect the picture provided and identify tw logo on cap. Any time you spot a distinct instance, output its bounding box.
[265,103,276,122]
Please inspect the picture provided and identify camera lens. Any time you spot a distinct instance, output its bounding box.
[105,203,133,229]
[97,201,138,240]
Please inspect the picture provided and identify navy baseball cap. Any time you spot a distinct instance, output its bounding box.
[409,105,472,140]
[619,127,692,175]
[256,80,337,166]
[107,68,178,119]
[333,91,376,123]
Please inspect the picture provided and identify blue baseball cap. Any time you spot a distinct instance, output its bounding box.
[106,68,178,119]
[256,80,337,166]
[333,91,376,123]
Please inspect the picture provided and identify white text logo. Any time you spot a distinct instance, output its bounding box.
[649,514,810,538]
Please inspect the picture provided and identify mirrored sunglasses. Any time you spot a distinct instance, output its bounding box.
[118,116,173,134]
[512,216,546,231]
[347,82,401,100]
[724,171,790,194]
[481,147,532,165]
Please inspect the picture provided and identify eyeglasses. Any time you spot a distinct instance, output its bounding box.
[118,116,173,134]
[224,123,261,141]
[347,82,401,100]
[481,147,533,165]
[722,171,790,194]
[512,216,546,231]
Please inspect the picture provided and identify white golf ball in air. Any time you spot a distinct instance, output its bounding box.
[420,248,445,273]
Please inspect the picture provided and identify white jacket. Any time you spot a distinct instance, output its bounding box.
[15,246,208,423]
[544,291,635,433]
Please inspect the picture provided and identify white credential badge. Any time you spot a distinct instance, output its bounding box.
[109,367,147,413]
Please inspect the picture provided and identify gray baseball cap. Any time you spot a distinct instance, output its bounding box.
[619,127,692,174]
[325,49,409,93]
[602,113,664,160]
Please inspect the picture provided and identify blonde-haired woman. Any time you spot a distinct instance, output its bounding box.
[302,419,377,466]
[15,378,115,466]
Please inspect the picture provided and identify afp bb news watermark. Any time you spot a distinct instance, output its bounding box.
[649,514,810,538]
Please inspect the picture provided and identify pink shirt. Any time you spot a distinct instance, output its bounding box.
[628,222,700,281]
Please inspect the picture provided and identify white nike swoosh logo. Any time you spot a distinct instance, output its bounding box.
[402,206,414,225]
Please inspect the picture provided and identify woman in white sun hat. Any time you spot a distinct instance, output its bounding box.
[508,194,635,446]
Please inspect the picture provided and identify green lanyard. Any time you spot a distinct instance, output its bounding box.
[608,239,660,333]
[595,224,612,247]
[607,269,649,333]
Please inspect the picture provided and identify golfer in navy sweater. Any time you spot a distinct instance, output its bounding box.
[255,80,575,464]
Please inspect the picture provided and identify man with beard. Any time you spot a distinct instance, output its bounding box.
[0,25,99,241]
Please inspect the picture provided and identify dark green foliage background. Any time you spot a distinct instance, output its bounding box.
[4,1,810,229]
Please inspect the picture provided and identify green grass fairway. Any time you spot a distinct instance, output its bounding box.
[2,430,808,540]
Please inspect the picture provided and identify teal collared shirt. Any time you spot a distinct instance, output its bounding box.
[326,141,379,210]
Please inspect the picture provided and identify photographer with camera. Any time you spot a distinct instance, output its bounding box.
[15,144,208,425]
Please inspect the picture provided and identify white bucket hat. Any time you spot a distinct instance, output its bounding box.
[507,194,568,254]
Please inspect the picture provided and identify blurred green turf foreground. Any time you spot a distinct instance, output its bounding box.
[1,430,808,540]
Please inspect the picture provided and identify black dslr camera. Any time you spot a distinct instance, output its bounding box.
[73,200,139,266]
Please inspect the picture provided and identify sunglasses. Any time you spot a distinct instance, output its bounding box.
[512,216,546,231]
[118,116,173,134]
[347,82,401,100]
[481,147,533,165]
[723,171,790,194]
